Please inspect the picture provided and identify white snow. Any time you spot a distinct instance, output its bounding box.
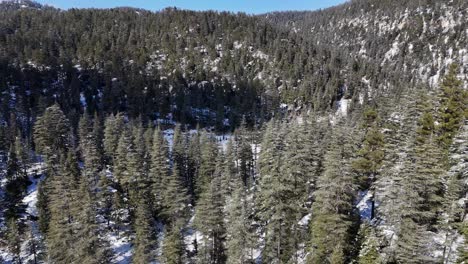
[357,190,373,221]
[252,50,269,60]
[107,232,133,264]
[384,41,400,61]
[22,176,42,217]
[184,215,203,253]
[298,214,311,226]
[233,41,243,50]
[336,98,350,116]
[0,162,45,263]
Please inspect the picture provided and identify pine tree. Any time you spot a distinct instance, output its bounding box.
[226,176,255,264]
[6,218,22,264]
[46,152,80,263]
[394,218,435,264]
[15,135,30,177]
[172,124,189,191]
[194,154,227,264]
[442,121,468,263]
[162,162,190,224]
[74,175,112,264]
[114,126,133,191]
[79,114,103,186]
[6,143,20,181]
[127,125,148,209]
[437,64,467,148]
[98,170,114,228]
[391,111,444,263]
[133,196,156,264]
[401,113,444,225]
[257,121,288,263]
[149,126,170,216]
[187,129,202,199]
[103,113,126,164]
[162,222,186,264]
[34,104,76,250]
[34,104,72,161]
[196,131,218,198]
[25,221,41,264]
[373,89,427,258]
[357,226,382,264]
[352,108,385,220]
[37,180,50,234]
[307,125,358,264]
[234,121,254,188]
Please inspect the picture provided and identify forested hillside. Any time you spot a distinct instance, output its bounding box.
[0,0,467,263]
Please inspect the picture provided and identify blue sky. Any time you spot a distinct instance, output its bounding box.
[37,0,348,14]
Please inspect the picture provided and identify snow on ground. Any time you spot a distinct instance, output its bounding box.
[336,98,350,117]
[154,221,165,261]
[298,213,311,226]
[184,215,203,253]
[22,165,45,217]
[295,243,308,264]
[0,162,45,264]
[163,129,174,151]
[357,190,373,221]
[384,41,400,61]
[215,134,231,152]
[107,232,133,264]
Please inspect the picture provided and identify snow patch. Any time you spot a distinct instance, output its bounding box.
[357,190,373,221]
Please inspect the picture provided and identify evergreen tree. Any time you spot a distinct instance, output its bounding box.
[226,176,255,264]
[114,126,133,191]
[187,129,202,200]
[196,132,218,198]
[401,113,444,225]
[437,64,467,148]
[34,104,72,161]
[103,113,126,164]
[15,135,30,177]
[162,222,186,264]
[162,162,190,224]
[46,152,80,263]
[257,121,306,263]
[133,196,156,264]
[74,174,112,264]
[172,124,189,191]
[394,218,435,264]
[307,125,358,264]
[6,218,22,264]
[127,125,148,209]
[34,104,76,248]
[352,108,385,220]
[234,121,254,188]
[6,143,20,181]
[37,180,50,234]
[79,114,103,186]
[357,226,382,264]
[25,221,41,264]
[391,111,444,263]
[194,154,227,264]
[149,126,170,215]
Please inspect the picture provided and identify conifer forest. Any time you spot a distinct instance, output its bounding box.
[0,0,467,263]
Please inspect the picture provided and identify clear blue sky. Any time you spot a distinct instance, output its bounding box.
[37,0,348,14]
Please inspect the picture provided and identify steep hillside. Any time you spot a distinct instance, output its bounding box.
[266,0,468,93]
[0,0,467,263]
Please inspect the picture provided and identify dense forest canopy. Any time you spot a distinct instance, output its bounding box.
[0,0,467,263]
